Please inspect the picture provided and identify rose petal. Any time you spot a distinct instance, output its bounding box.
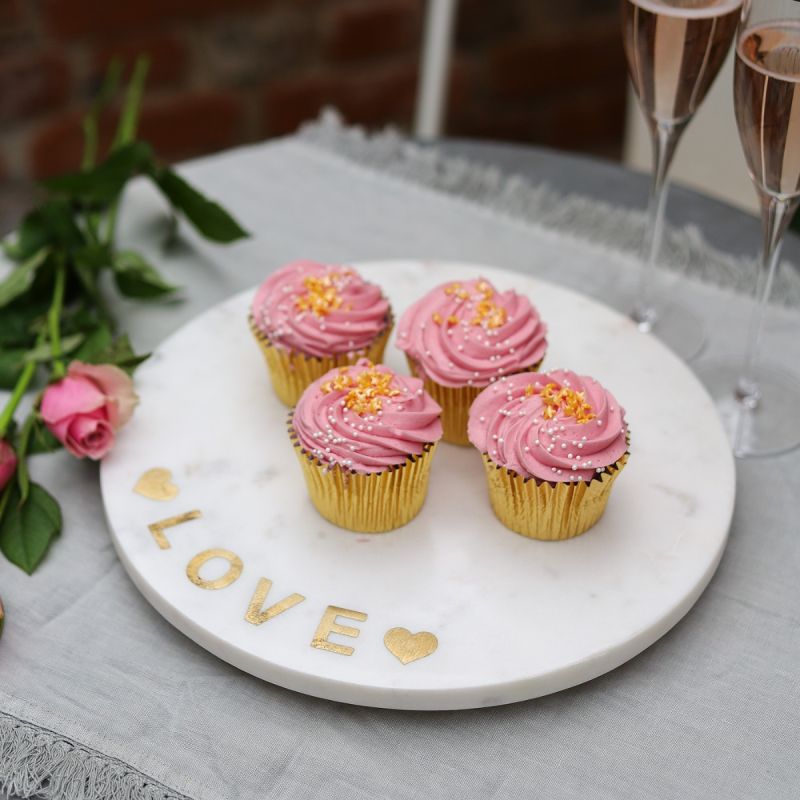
[0,440,17,491]
[68,362,139,429]
[66,414,115,460]
[41,376,106,425]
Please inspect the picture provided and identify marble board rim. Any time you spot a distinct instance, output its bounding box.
[100,259,736,711]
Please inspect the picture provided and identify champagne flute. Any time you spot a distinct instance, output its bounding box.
[621,0,743,359]
[699,0,800,457]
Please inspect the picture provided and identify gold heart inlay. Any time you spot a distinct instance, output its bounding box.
[384,627,438,665]
[134,468,179,501]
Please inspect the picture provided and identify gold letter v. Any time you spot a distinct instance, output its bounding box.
[245,578,305,626]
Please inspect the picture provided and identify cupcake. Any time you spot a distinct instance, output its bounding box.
[396,277,547,445]
[468,370,629,541]
[289,359,443,533]
[250,260,393,406]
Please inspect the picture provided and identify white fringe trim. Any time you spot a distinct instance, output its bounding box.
[0,713,187,800]
[298,109,800,307]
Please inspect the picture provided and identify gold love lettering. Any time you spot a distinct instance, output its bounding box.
[311,605,368,656]
[245,578,305,625]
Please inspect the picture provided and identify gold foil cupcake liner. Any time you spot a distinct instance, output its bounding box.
[481,451,629,541]
[406,357,543,446]
[289,420,438,533]
[250,314,393,407]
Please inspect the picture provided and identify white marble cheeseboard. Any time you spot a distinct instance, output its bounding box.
[100,260,735,710]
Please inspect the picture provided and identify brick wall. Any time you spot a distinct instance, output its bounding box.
[0,0,625,225]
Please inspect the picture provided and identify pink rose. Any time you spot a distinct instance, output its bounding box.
[0,439,17,491]
[41,362,139,460]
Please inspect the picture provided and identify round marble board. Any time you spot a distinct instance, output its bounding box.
[100,260,735,711]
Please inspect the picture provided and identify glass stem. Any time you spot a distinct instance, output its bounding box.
[633,119,686,333]
[735,194,797,409]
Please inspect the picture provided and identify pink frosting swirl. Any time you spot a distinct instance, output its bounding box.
[292,359,443,475]
[468,370,628,483]
[395,278,547,388]
[251,260,390,358]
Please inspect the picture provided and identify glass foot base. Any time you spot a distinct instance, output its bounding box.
[696,359,800,458]
[631,301,706,362]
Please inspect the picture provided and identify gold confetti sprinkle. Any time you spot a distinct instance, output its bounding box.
[470,298,507,329]
[537,383,595,424]
[321,363,401,415]
[294,272,351,317]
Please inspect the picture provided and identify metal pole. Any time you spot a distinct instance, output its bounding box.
[414,0,457,140]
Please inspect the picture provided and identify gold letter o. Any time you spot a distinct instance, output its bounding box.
[186,548,243,590]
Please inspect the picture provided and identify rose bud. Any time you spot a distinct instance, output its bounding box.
[41,362,139,460]
[0,439,17,492]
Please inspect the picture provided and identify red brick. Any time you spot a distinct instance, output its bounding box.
[139,92,242,161]
[44,0,270,41]
[489,21,626,99]
[0,52,70,124]
[450,78,626,158]
[264,61,418,135]
[91,33,188,89]
[29,91,243,178]
[550,83,626,156]
[323,0,423,63]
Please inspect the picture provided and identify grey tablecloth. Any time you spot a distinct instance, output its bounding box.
[1,124,799,800]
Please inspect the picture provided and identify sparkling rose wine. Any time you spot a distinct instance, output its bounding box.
[735,21,800,200]
[622,0,742,125]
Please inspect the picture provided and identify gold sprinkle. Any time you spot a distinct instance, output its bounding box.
[432,312,443,325]
[446,315,458,326]
[536,382,595,424]
[470,298,507,329]
[320,363,401,415]
[444,282,469,300]
[294,272,350,317]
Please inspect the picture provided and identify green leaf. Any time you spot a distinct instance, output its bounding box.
[4,201,85,262]
[40,200,86,249]
[80,332,149,373]
[0,347,27,389]
[73,322,113,362]
[112,250,177,299]
[0,482,61,574]
[0,248,49,309]
[27,417,62,456]
[71,259,108,322]
[148,166,249,243]
[23,332,84,364]
[74,243,112,270]
[113,56,149,149]
[43,141,154,205]
[4,213,49,261]
[0,302,47,346]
